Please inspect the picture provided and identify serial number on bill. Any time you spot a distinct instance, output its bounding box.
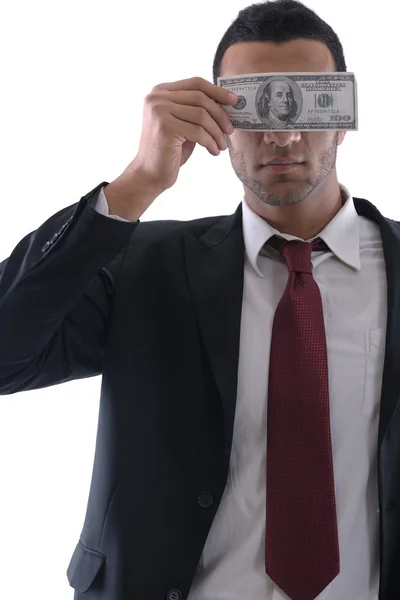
[308,109,340,114]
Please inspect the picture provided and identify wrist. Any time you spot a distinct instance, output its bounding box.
[104,168,163,222]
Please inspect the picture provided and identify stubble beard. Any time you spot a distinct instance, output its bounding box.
[229,135,339,207]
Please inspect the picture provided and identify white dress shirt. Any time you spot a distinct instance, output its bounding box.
[94,184,386,600]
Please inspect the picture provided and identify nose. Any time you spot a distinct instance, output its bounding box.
[263,130,301,147]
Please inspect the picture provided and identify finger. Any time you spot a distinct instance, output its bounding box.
[167,102,227,152]
[167,90,235,137]
[155,76,238,108]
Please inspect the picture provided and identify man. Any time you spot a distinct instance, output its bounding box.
[0,1,397,600]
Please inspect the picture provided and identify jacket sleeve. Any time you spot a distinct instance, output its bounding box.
[0,181,139,395]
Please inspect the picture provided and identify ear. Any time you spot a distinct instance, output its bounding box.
[337,131,346,146]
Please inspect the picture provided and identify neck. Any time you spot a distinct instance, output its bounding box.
[245,177,344,240]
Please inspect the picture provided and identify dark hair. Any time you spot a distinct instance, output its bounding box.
[212,0,346,85]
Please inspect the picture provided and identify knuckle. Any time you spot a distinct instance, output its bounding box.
[150,102,161,117]
[196,106,208,124]
[149,102,165,124]
[144,93,156,107]
[193,89,205,104]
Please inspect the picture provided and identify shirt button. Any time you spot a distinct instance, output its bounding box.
[166,589,182,600]
[197,492,214,508]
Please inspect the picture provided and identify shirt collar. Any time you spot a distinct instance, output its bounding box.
[241,183,361,278]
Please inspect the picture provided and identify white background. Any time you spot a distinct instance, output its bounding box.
[0,1,394,598]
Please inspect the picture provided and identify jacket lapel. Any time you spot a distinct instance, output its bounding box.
[183,204,245,458]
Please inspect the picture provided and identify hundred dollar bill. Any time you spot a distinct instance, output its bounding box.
[217,72,358,131]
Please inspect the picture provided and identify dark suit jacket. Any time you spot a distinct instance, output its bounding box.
[1,181,400,600]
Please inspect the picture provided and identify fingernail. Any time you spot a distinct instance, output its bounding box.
[228,92,238,102]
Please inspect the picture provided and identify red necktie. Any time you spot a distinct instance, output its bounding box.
[265,236,340,600]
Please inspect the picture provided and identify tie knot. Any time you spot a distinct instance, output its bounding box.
[267,235,329,273]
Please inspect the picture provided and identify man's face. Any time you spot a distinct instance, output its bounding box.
[268,80,293,119]
[220,39,346,208]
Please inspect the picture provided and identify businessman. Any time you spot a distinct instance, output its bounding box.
[0,1,397,599]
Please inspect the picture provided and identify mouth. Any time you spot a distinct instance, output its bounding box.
[261,162,304,173]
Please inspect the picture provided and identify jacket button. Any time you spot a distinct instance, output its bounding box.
[166,589,182,600]
[62,218,71,229]
[197,492,214,508]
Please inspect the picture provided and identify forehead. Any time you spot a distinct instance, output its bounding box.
[270,80,292,92]
[220,39,336,76]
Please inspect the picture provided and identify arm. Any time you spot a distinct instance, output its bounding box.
[0,181,138,395]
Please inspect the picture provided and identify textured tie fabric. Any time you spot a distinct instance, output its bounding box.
[265,235,340,600]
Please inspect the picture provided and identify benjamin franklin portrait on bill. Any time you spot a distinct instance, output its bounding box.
[258,76,302,129]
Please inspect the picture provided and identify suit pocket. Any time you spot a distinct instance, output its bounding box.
[66,539,106,593]
[362,328,385,419]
